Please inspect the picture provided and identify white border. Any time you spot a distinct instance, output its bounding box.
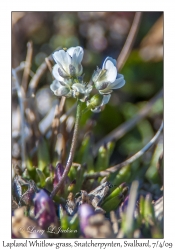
[1,1,175,249]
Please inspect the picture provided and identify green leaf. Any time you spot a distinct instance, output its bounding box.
[37,138,50,171]
[101,183,128,212]
[145,142,163,185]
[109,165,131,187]
[36,168,46,187]
[144,194,155,227]
[95,142,115,172]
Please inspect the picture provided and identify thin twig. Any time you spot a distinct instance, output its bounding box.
[117,12,142,71]
[85,121,163,179]
[21,41,33,93]
[38,102,76,135]
[13,62,26,73]
[25,106,41,138]
[94,89,163,155]
[27,62,48,97]
[117,12,142,70]
[50,97,66,160]
[45,57,53,73]
[27,47,61,97]
[50,101,82,198]
[52,97,66,135]
[12,69,26,170]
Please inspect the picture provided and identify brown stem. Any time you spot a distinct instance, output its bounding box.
[50,97,66,160]
[117,12,142,71]
[21,41,33,93]
[50,101,82,198]
[27,46,61,97]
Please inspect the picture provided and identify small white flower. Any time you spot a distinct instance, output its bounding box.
[72,83,92,102]
[50,79,73,97]
[52,46,84,81]
[92,57,125,95]
[50,80,92,101]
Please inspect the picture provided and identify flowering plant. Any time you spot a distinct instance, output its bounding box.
[12,12,163,239]
[50,46,125,112]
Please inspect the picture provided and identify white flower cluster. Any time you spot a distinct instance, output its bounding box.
[50,46,125,112]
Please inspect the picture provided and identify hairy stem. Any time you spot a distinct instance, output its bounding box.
[50,100,82,198]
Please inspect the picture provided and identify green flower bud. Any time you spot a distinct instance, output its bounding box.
[87,94,103,110]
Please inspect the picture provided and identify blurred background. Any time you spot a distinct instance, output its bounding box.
[12,12,163,200]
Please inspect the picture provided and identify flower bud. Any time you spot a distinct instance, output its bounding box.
[34,189,57,229]
[86,93,111,113]
[87,94,103,110]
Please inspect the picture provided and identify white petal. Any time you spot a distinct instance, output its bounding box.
[92,68,101,83]
[54,86,71,97]
[66,79,74,86]
[52,64,59,79]
[102,56,117,68]
[76,64,83,76]
[85,85,93,94]
[52,65,64,81]
[67,46,84,64]
[72,83,85,93]
[70,47,84,76]
[99,89,113,95]
[101,94,111,106]
[109,74,125,89]
[50,80,61,92]
[104,59,117,83]
[67,47,76,57]
[95,81,109,91]
[53,50,71,75]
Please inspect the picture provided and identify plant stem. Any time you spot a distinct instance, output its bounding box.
[117,12,142,71]
[50,100,82,198]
